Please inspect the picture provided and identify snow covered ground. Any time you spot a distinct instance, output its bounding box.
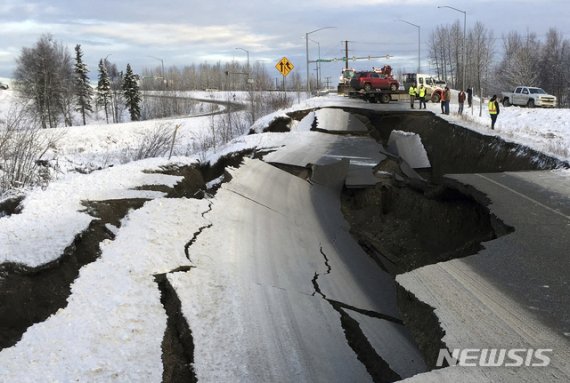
[0,88,569,381]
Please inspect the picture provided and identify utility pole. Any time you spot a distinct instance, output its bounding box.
[344,40,349,70]
[149,56,165,89]
[309,38,321,93]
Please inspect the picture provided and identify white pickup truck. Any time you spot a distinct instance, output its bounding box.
[501,86,557,108]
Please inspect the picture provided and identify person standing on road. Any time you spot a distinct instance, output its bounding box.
[408,84,417,109]
[458,89,466,114]
[467,86,473,108]
[418,85,427,109]
[488,95,500,130]
[443,86,451,115]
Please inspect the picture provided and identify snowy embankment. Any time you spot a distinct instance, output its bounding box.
[0,156,195,267]
[0,196,211,382]
[423,91,570,163]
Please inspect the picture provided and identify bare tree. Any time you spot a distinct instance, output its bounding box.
[0,104,63,193]
[449,21,462,88]
[466,22,495,94]
[538,29,569,105]
[14,34,74,129]
[428,24,460,85]
[496,31,541,90]
[105,62,124,123]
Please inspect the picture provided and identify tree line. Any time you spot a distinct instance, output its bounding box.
[2,34,302,195]
[11,33,305,129]
[14,34,143,128]
[428,22,570,105]
[15,22,569,130]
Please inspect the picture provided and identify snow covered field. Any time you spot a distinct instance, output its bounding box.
[0,88,569,381]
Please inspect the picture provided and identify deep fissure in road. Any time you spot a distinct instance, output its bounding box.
[332,109,566,373]
[342,178,505,274]
[341,178,505,370]
[354,109,569,179]
[154,273,198,383]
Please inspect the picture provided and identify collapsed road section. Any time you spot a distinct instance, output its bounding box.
[1,103,568,382]
[170,158,427,382]
[252,106,570,381]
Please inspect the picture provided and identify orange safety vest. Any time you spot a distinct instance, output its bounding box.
[488,100,497,114]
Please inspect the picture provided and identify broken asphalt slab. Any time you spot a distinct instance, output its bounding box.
[397,169,570,382]
[173,158,425,381]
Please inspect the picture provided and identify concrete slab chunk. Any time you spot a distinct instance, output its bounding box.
[388,130,431,169]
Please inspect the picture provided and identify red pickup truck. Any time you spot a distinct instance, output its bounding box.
[350,71,399,92]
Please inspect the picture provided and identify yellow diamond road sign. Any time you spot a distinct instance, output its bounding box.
[276,57,294,77]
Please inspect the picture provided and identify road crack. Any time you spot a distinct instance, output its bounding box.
[156,199,215,381]
[184,200,214,263]
[154,272,197,383]
[311,244,401,383]
[224,187,285,216]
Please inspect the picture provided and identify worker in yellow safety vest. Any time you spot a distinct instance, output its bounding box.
[488,95,500,130]
[418,85,426,109]
[408,84,417,109]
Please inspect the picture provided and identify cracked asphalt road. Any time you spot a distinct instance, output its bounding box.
[171,158,426,382]
[5,104,564,382]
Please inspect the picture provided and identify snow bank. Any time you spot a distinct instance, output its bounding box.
[0,197,210,382]
[0,157,193,267]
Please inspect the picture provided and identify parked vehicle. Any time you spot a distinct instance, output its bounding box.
[349,71,399,92]
[403,73,446,102]
[337,68,357,94]
[0,82,8,90]
[501,86,557,108]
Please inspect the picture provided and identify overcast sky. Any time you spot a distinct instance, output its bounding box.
[1,0,569,84]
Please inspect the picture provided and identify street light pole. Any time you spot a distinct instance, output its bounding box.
[235,47,250,80]
[438,5,467,90]
[398,19,421,73]
[149,55,165,89]
[305,26,335,95]
[235,47,254,123]
[309,38,321,92]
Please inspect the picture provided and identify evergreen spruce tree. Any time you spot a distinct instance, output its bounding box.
[97,59,112,124]
[73,44,94,125]
[122,63,141,121]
